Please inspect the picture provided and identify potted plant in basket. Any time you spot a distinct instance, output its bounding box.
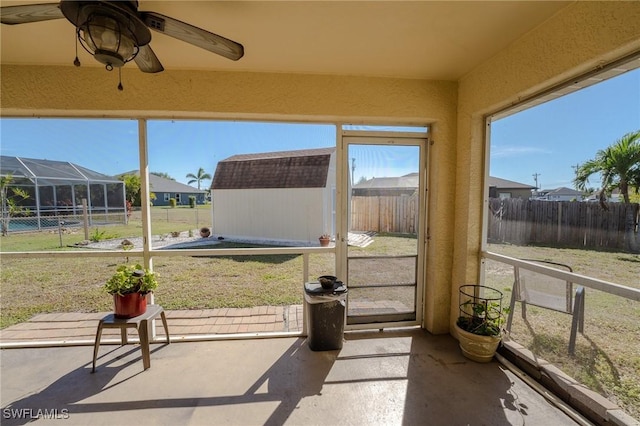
[455,284,508,363]
[103,264,158,318]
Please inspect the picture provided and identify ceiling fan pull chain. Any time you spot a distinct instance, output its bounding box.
[73,29,80,67]
[118,68,123,91]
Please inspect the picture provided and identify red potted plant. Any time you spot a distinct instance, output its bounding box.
[103,264,158,318]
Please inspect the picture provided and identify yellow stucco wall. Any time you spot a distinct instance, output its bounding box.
[452,1,640,331]
[0,66,455,121]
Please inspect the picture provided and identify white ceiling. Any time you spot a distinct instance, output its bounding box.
[1,1,571,80]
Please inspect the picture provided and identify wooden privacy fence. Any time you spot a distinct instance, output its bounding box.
[350,194,418,234]
[488,198,640,251]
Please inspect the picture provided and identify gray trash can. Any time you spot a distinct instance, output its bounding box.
[304,281,348,351]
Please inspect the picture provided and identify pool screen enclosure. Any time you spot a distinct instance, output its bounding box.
[0,156,126,232]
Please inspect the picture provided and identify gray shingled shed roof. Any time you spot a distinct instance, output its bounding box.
[212,148,335,189]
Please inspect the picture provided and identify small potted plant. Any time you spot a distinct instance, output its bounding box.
[318,234,331,247]
[454,284,508,363]
[103,264,158,318]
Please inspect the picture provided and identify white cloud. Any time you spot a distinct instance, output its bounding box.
[491,145,551,158]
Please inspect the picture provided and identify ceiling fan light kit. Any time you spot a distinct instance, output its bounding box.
[78,13,140,69]
[1,0,244,89]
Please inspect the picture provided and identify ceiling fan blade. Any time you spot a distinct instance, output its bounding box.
[134,44,164,73]
[0,3,64,25]
[140,11,244,61]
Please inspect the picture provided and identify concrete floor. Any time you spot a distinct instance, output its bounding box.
[0,328,580,426]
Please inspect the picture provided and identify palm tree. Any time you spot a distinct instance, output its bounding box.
[574,130,640,253]
[186,167,212,190]
[573,130,640,207]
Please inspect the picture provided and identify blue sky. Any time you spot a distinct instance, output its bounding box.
[1,68,638,189]
[0,119,336,186]
[490,68,639,190]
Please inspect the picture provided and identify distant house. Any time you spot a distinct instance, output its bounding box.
[585,188,634,203]
[353,173,418,196]
[607,188,632,203]
[211,148,336,245]
[488,176,536,199]
[351,173,420,234]
[120,171,207,206]
[150,174,208,206]
[355,175,538,200]
[355,175,539,201]
[538,187,584,201]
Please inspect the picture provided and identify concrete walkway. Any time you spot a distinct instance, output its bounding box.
[1,302,634,425]
[0,328,582,426]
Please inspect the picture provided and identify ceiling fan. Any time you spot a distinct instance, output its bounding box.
[1,1,244,88]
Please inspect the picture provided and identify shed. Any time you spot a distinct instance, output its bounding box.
[211,148,336,245]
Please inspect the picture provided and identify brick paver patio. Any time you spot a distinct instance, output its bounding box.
[0,300,410,345]
[0,305,304,345]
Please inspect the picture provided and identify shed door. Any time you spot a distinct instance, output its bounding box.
[340,131,428,328]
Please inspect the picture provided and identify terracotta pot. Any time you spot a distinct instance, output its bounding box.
[114,293,147,318]
[455,324,501,363]
[319,237,330,247]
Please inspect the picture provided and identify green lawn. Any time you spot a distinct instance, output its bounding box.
[485,243,640,419]
[0,205,211,252]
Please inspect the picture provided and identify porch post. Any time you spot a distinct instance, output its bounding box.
[138,119,156,339]
[138,119,153,274]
